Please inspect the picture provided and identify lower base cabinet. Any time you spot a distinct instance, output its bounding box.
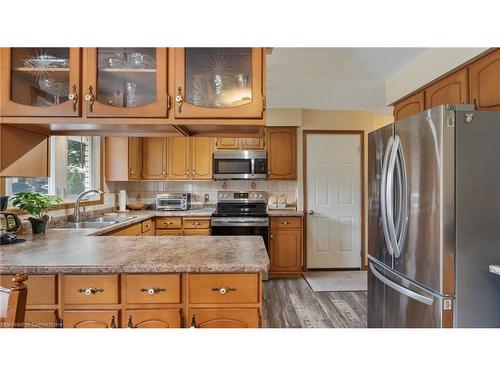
[126,309,182,328]
[63,310,120,328]
[188,308,260,328]
[25,310,60,328]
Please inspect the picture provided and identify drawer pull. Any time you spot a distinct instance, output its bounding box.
[192,222,200,226]
[190,314,197,328]
[110,315,117,328]
[211,287,237,295]
[140,287,167,295]
[165,221,173,225]
[128,315,134,328]
[280,221,289,225]
[78,287,104,296]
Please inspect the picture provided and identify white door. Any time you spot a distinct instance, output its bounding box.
[306,133,361,268]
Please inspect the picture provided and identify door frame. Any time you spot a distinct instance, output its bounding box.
[302,130,366,271]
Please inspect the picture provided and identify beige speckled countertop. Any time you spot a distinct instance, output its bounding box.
[267,210,304,217]
[0,207,269,274]
[490,265,500,276]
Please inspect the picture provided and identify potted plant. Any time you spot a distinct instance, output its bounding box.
[10,192,62,234]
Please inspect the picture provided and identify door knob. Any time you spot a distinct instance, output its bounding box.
[309,210,314,215]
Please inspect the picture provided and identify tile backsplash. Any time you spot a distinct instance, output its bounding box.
[105,180,297,205]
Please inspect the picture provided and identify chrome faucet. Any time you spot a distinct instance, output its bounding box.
[74,189,104,223]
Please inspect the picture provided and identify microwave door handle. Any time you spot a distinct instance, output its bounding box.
[251,158,255,176]
[380,136,394,256]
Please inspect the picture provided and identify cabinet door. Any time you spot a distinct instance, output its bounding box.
[25,310,59,328]
[83,48,168,117]
[1,47,81,117]
[167,137,190,180]
[266,127,297,180]
[142,137,167,180]
[216,137,239,150]
[174,48,264,119]
[469,49,500,111]
[393,91,425,121]
[189,308,259,328]
[269,230,302,273]
[63,310,120,328]
[128,137,143,179]
[191,137,214,180]
[425,68,468,109]
[183,229,211,236]
[240,136,264,150]
[126,309,181,328]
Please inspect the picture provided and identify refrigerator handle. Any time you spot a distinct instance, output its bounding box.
[380,136,395,256]
[386,135,400,257]
[395,140,409,258]
[369,263,433,306]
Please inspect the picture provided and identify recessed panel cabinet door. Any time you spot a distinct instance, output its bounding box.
[126,309,181,328]
[240,136,264,150]
[63,310,120,328]
[266,127,297,180]
[83,48,168,117]
[189,308,260,328]
[142,137,167,179]
[128,137,143,179]
[425,68,468,109]
[270,230,302,273]
[174,48,264,119]
[0,47,81,116]
[393,91,425,121]
[167,137,190,180]
[191,137,214,180]
[216,137,239,149]
[469,49,500,111]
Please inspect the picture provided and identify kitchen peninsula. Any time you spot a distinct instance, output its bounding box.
[0,217,269,328]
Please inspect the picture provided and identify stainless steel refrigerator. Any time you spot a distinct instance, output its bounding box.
[368,104,500,328]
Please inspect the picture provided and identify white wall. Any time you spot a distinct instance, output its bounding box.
[385,48,489,105]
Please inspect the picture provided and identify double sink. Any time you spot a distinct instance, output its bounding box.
[55,215,136,229]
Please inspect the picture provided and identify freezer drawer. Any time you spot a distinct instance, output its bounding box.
[368,260,453,328]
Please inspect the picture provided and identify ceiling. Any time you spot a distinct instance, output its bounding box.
[266,48,427,113]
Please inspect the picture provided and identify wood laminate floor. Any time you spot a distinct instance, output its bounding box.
[262,276,367,328]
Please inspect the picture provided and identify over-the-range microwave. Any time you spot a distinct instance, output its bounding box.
[213,150,267,180]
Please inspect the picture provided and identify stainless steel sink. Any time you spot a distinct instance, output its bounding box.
[53,215,136,229]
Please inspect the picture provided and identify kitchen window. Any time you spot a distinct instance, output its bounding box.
[4,136,101,205]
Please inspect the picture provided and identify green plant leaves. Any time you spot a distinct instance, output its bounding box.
[10,192,63,220]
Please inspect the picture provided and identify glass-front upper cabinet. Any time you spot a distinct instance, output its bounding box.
[0,48,81,116]
[174,48,264,119]
[83,48,168,117]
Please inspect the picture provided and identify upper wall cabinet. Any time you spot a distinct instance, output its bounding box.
[425,68,468,109]
[266,127,297,180]
[83,48,168,117]
[0,48,81,116]
[469,49,500,111]
[173,48,264,119]
[393,91,425,121]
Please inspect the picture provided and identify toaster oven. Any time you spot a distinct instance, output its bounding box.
[156,193,191,211]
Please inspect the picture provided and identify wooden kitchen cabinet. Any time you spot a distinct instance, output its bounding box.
[425,68,468,109]
[240,136,264,149]
[266,127,297,180]
[167,137,190,180]
[188,308,260,328]
[142,137,167,179]
[63,310,120,328]
[173,48,264,119]
[269,216,303,277]
[83,48,168,117]
[105,137,143,181]
[393,91,425,121]
[0,47,81,117]
[215,135,264,150]
[191,137,214,179]
[126,309,182,328]
[167,137,214,180]
[25,310,60,328]
[469,49,500,111]
[215,137,240,149]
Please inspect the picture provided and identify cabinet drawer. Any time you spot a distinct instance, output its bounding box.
[126,274,181,304]
[189,273,259,304]
[63,310,120,328]
[1,274,57,305]
[141,219,153,233]
[109,223,142,236]
[126,309,181,328]
[183,229,211,236]
[155,217,182,229]
[25,310,59,328]
[183,217,210,229]
[270,216,302,229]
[142,228,153,236]
[155,229,182,236]
[189,308,259,328]
[63,275,120,305]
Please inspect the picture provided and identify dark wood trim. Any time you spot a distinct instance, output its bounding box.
[302,130,366,271]
[389,48,498,106]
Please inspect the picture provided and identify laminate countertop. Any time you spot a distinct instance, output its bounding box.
[490,265,500,276]
[0,209,269,274]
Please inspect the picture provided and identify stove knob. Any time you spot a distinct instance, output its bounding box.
[259,194,263,198]
[250,193,254,198]
[224,194,228,198]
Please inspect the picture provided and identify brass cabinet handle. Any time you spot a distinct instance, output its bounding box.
[175,86,184,113]
[140,287,166,295]
[190,314,197,328]
[192,170,195,176]
[85,86,95,112]
[78,287,104,296]
[280,221,289,225]
[110,315,117,328]
[68,85,78,111]
[193,222,200,226]
[186,169,189,176]
[127,315,134,328]
[211,287,237,295]
[267,170,271,176]
[166,221,173,225]
[270,233,274,239]
[130,168,135,175]
[162,169,166,176]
